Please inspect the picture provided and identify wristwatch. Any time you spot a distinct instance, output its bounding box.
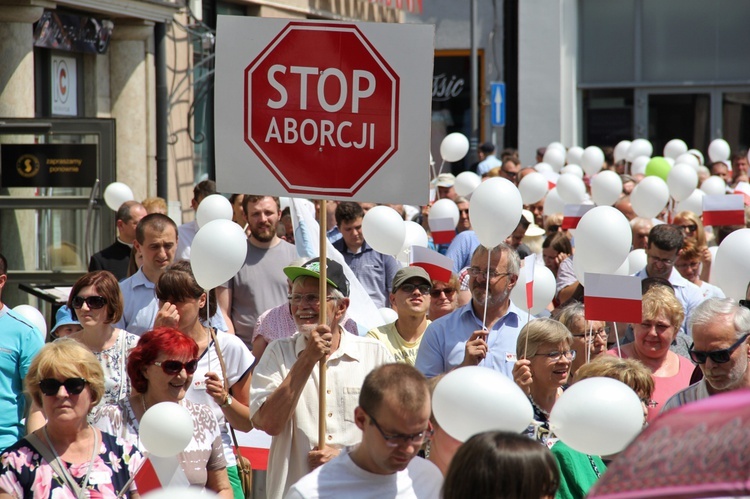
[221,394,233,408]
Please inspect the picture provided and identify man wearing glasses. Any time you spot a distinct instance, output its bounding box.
[662,298,750,412]
[287,363,442,498]
[251,258,393,499]
[415,243,528,379]
[634,224,704,334]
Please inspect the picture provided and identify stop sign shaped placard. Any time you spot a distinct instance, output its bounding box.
[245,22,400,196]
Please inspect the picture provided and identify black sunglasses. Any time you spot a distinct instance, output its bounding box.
[429,288,456,299]
[154,359,199,375]
[547,224,561,233]
[740,300,750,310]
[399,283,431,295]
[688,334,749,364]
[71,295,107,310]
[39,377,88,396]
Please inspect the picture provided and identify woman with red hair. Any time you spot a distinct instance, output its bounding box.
[91,327,232,497]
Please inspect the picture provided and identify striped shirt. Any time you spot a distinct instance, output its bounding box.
[661,379,710,414]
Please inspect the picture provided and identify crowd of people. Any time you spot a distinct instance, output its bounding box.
[0,141,749,498]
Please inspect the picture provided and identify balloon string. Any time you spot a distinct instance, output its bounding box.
[587,321,592,364]
[481,250,490,330]
[523,307,530,360]
[614,322,622,358]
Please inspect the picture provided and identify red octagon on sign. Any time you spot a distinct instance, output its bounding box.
[245,22,400,196]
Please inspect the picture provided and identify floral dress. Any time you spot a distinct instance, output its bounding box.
[94,330,140,408]
[0,431,142,498]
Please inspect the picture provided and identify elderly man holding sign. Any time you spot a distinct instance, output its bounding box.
[250,258,393,499]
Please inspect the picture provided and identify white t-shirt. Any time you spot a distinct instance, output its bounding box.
[285,449,443,499]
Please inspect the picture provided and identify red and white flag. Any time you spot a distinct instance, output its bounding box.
[409,246,453,282]
[542,170,559,189]
[702,194,745,226]
[733,182,750,206]
[584,273,642,323]
[524,254,536,310]
[134,455,189,494]
[562,204,594,230]
[428,217,456,245]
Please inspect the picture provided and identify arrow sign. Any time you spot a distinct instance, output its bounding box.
[490,82,505,127]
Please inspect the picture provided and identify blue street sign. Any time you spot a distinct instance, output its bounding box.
[490,82,506,127]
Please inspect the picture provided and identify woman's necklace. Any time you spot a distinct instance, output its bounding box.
[528,393,550,418]
[42,424,99,499]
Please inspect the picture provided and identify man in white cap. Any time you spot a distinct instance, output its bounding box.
[434,173,457,201]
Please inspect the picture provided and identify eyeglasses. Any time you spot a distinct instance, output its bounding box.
[572,327,610,342]
[688,334,749,364]
[546,224,561,233]
[288,293,335,306]
[467,267,511,280]
[153,359,199,375]
[533,350,576,361]
[366,411,433,448]
[646,254,676,266]
[71,295,107,310]
[641,398,658,408]
[679,224,698,234]
[39,377,88,396]
[458,209,470,216]
[430,288,456,299]
[398,283,431,295]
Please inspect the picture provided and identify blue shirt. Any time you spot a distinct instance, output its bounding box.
[332,239,399,309]
[415,301,529,379]
[0,305,43,449]
[445,231,480,274]
[476,155,502,176]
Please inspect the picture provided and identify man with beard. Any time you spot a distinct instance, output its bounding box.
[287,363,442,498]
[217,195,298,349]
[662,298,750,412]
[415,243,528,379]
[250,258,392,499]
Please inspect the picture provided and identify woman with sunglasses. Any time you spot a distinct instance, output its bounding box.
[92,327,232,497]
[673,211,713,282]
[0,340,141,498]
[428,275,462,320]
[607,285,694,423]
[66,271,139,409]
[155,261,252,499]
[674,240,725,300]
[512,319,575,444]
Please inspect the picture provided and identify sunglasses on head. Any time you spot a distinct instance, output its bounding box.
[429,288,456,299]
[154,359,199,375]
[39,377,88,396]
[688,333,749,364]
[71,295,107,310]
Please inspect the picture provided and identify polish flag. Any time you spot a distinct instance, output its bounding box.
[584,273,642,323]
[733,182,750,206]
[562,204,594,230]
[409,246,453,282]
[134,455,189,493]
[542,170,559,189]
[428,217,456,244]
[524,254,536,310]
[235,428,272,471]
[702,194,745,226]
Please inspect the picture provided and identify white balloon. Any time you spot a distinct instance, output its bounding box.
[518,172,549,205]
[665,157,675,166]
[630,176,669,219]
[196,194,233,228]
[663,139,688,159]
[510,264,556,315]
[440,133,470,162]
[543,147,566,172]
[630,155,650,176]
[547,141,566,152]
[590,170,623,206]
[614,140,632,163]
[191,219,249,290]
[713,229,750,300]
[574,206,632,278]
[556,173,587,204]
[676,153,700,170]
[612,257,630,276]
[560,164,584,179]
[567,146,584,166]
[103,182,135,211]
[139,402,194,457]
[12,305,47,338]
[581,146,605,176]
[397,222,428,264]
[377,307,398,326]
[627,249,647,274]
[675,189,705,215]
[708,138,731,163]
[362,206,406,256]
[469,177,523,248]
[687,148,705,165]
[626,139,653,162]
[700,176,727,196]
[534,162,554,173]
[454,171,481,197]
[433,366,533,442]
[143,487,219,499]
[429,198,460,227]
[543,188,565,216]
[550,377,644,456]
[667,163,699,202]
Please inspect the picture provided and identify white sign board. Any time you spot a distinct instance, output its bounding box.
[51,54,77,116]
[214,17,434,204]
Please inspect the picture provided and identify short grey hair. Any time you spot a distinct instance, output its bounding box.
[554,302,586,331]
[689,298,750,340]
[472,242,520,276]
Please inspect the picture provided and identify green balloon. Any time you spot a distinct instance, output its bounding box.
[645,156,671,181]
